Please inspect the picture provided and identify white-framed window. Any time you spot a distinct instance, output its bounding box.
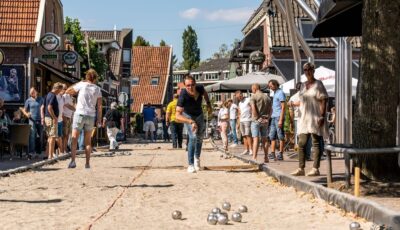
[123,49,131,63]
[299,19,319,42]
[173,75,182,83]
[192,74,201,81]
[223,72,229,80]
[210,93,221,102]
[204,73,219,81]
[151,76,160,85]
[131,76,139,86]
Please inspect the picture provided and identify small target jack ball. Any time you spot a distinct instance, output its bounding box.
[171,210,182,220]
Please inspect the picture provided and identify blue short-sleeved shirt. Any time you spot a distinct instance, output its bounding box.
[44,92,59,118]
[143,107,155,122]
[24,97,43,121]
[271,89,286,118]
[177,85,205,117]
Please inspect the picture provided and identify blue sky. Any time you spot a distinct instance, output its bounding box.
[63,0,261,62]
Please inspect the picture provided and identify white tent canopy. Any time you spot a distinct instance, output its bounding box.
[281,66,358,97]
[205,71,286,93]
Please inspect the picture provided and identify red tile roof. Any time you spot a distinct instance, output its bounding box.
[131,46,172,113]
[0,0,40,43]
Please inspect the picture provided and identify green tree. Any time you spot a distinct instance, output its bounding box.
[353,1,400,181]
[160,40,167,46]
[210,39,240,60]
[182,26,200,70]
[64,17,107,81]
[133,36,150,46]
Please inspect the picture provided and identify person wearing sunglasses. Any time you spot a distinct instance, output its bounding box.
[175,75,212,173]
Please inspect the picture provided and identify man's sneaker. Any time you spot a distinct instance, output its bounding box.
[241,150,249,155]
[68,161,76,169]
[85,163,91,169]
[194,157,201,171]
[230,143,238,148]
[187,165,196,173]
[306,168,320,176]
[268,153,275,160]
[277,152,284,161]
[291,168,305,176]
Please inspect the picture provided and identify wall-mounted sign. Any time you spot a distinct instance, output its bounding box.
[249,50,266,65]
[0,49,4,65]
[40,33,60,51]
[62,51,78,65]
[118,92,128,106]
[42,53,58,59]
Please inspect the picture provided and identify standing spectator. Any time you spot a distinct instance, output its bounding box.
[65,69,102,169]
[291,63,328,176]
[21,88,43,157]
[43,82,63,160]
[103,102,123,150]
[288,82,302,148]
[250,84,272,162]
[218,101,230,154]
[227,99,239,147]
[160,108,170,142]
[55,84,65,157]
[268,79,286,161]
[166,94,183,148]
[175,75,212,173]
[235,90,253,156]
[142,103,156,142]
[63,85,75,153]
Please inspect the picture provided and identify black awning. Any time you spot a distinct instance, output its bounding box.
[272,59,359,81]
[229,26,264,62]
[312,0,362,37]
[39,61,79,84]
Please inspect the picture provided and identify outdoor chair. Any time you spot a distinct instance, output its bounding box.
[6,124,31,159]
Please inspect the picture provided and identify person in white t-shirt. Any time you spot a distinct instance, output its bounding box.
[235,90,253,156]
[65,69,102,169]
[218,101,230,154]
[227,99,239,147]
[62,84,75,155]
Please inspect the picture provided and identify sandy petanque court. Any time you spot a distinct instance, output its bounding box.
[0,140,372,230]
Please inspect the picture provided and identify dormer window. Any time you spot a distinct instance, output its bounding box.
[131,76,139,85]
[299,19,319,42]
[151,76,159,85]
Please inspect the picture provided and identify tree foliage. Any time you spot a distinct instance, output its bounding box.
[210,39,240,60]
[64,17,107,81]
[133,36,151,46]
[159,40,167,46]
[182,26,200,70]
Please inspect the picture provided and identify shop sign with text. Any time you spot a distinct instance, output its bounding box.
[40,33,60,51]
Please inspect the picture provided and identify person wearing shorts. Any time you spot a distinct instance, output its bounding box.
[43,82,63,159]
[235,90,253,156]
[65,69,102,169]
[142,104,156,142]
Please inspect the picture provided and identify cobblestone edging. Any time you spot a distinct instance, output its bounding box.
[210,138,400,229]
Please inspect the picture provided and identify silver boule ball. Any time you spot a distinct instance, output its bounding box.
[232,212,242,222]
[222,202,231,211]
[207,213,218,225]
[217,213,229,225]
[218,212,229,219]
[238,205,248,213]
[349,222,361,230]
[211,207,221,214]
[171,210,182,220]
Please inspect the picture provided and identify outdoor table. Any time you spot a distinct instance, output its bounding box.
[324,144,400,197]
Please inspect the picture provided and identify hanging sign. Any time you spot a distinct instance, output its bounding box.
[0,49,4,65]
[63,51,78,65]
[249,50,266,65]
[40,33,60,51]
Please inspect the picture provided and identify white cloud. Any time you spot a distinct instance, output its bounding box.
[180,8,201,20]
[205,8,254,22]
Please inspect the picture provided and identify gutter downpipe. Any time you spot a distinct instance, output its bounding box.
[27,47,32,93]
[275,0,302,85]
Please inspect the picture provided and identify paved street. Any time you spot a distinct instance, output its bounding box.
[0,140,371,230]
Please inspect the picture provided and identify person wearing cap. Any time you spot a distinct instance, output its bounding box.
[103,102,124,150]
[65,69,102,169]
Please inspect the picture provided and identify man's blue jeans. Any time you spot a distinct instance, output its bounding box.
[229,119,238,144]
[183,113,205,165]
[29,120,43,154]
[170,121,183,148]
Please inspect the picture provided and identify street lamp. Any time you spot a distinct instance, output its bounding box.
[64,27,74,50]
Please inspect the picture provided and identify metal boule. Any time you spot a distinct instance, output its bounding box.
[218,212,229,219]
[238,205,248,213]
[171,210,182,220]
[211,207,221,214]
[207,213,218,225]
[217,213,228,225]
[232,212,242,222]
[349,222,361,230]
[222,202,231,211]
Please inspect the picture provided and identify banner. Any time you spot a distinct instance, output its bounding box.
[0,66,25,103]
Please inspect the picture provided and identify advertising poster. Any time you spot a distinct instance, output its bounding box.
[0,65,25,103]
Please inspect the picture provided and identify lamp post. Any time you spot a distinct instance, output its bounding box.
[63,27,74,51]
